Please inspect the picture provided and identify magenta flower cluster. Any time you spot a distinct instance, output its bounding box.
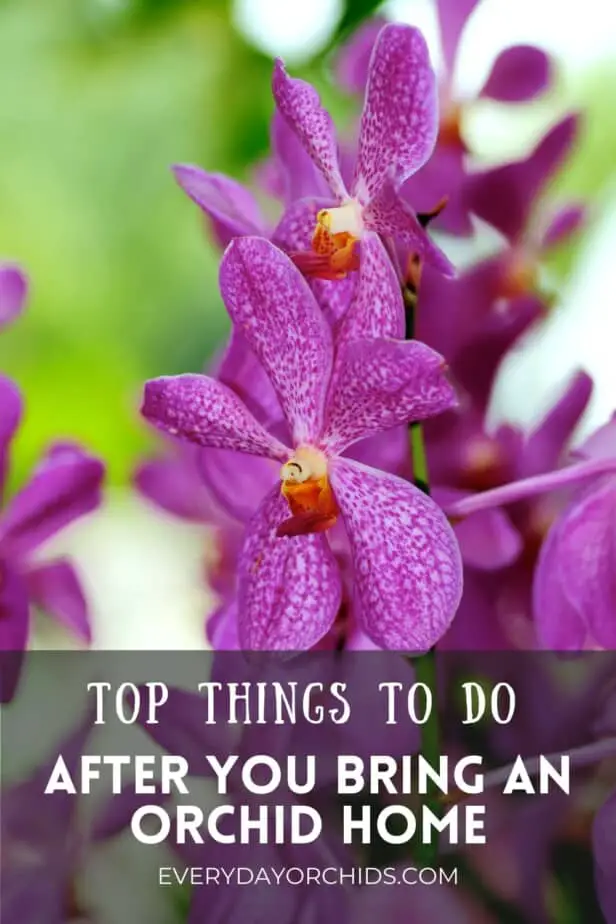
[139,9,597,659]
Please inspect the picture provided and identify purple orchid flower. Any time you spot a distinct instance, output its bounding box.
[0,264,27,329]
[435,371,593,650]
[0,378,104,659]
[334,4,552,236]
[142,237,462,651]
[446,410,616,650]
[466,114,581,245]
[272,23,454,280]
[1,709,162,924]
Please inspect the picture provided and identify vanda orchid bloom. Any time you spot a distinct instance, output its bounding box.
[272,23,455,281]
[143,237,462,652]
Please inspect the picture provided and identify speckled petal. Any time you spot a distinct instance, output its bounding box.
[237,487,342,651]
[142,375,290,461]
[272,60,348,200]
[533,509,587,650]
[337,232,404,343]
[354,24,438,201]
[363,181,455,277]
[466,115,578,242]
[217,327,282,430]
[436,0,481,76]
[0,264,28,329]
[172,165,267,248]
[323,339,456,455]
[479,45,551,103]
[330,458,463,650]
[272,197,332,252]
[272,199,357,326]
[270,112,332,203]
[219,237,333,445]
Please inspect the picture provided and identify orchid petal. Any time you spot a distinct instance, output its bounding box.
[363,180,456,277]
[454,508,523,571]
[134,447,219,523]
[451,293,545,413]
[522,371,592,477]
[270,112,332,203]
[480,45,551,103]
[555,479,616,647]
[466,115,579,241]
[540,203,586,251]
[200,447,277,523]
[0,376,22,501]
[217,327,282,430]
[172,165,267,247]
[576,413,616,462]
[354,24,438,200]
[0,565,29,652]
[335,18,387,94]
[436,0,481,77]
[337,233,404,343]
[142,375,290,461]
[0,444,104,558]
[272,60,348,200]
[349,426,411,480]
[0,264,28,329]
[219,237,333,445]
[322,339,456,455]
[207,597,241,650]
[533,509,588,650]
[272,197,332,253]
[447,456,616,519]
[272,199,358,327]
[26,560,92,643]
[330,458,462,650]
[402,146,473,237]
[238,487,341,651]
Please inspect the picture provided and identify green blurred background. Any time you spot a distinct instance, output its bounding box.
[0,0,613,485]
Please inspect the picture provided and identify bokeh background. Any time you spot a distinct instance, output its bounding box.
[1,0,615,647]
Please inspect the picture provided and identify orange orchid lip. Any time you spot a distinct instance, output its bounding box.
[278,448,339,537]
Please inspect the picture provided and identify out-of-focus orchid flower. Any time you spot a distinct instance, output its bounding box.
[447,410,616,650]
[143,237,461,651]
[1,710,159,923]
[272,23,454,280]
[0,378,104,662]
[437,371,592,649]
[0,264,28,329]
[335,3,553,236]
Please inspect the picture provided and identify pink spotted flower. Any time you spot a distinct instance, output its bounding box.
[272,23,455,281]
[142,237,462,652]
